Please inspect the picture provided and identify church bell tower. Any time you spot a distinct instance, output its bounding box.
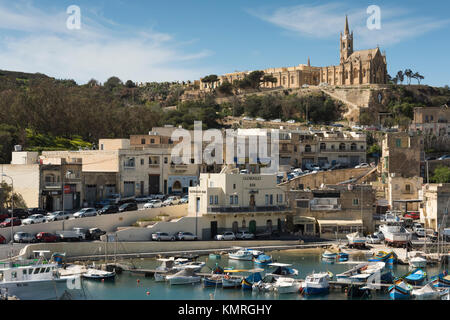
[340,15,353,64]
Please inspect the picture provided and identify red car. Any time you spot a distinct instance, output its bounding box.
[36,232,60,243]
[0,212,9,222]
[404,212,420,220]
[0,217,22,228]
[0,235,6,244]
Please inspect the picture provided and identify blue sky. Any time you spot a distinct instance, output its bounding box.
[0,0,449,86]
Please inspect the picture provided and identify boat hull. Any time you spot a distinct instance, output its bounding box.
[203,278,222,288]
[229,254,253,261]
[432,275,450,288]
[303,286,329,295]
[275,283,301,294]
[167,276,201,285]
[222,278,242,289]
[0,276,83,300]
[388,286,411,300]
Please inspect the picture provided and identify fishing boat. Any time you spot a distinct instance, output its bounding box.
[302,272,331,295]
[254,254,272,265]
[379,224,411,246]
[241,269,264,290]
[173,260,205,272]
[431,271,450,288]
[336,262,393,284]
[368,251,397,265]
[337,252,349,262]
[166,266,201,285]
[346,232,366,248]
[409,256,427,269]
[412,282,449,300]
[404,269,427,285]
[247,249,264,258]
[272,277,302,294]
[266,263,298,278]
[322,251,337,259]
[0,261,82,300]
[154,258,175,282]
[388,278,413,300]
[222,274,243,289]
[202,274,223,288]
[82,268,116,281]
[228,249,254,261]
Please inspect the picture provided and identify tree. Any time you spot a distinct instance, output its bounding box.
[217,81,233,95]
[262,75,278,87]
[202,75,219,91]
[87,79,100,88]
[104,76,123,91]
[397,71,404,84]
[404,69,413,85]
[413,72,424,85]
[125,80,136,88]
[0,182,27,210]
[431,166,450,183]
[247,71,265,89]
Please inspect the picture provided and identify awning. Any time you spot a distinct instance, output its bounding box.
[317,219,363,227]
[293,216,316,224]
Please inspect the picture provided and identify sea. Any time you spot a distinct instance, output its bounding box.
[77,250,445,300]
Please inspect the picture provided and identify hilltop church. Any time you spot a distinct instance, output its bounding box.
[200,16,388,90]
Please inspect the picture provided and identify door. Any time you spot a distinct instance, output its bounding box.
[210,221,218,239]
[249,194,255,207]
[249,220,257,234]
[148,175,160,194]
[232,221,239,234]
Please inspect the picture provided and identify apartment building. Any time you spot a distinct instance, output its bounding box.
[188,171,290,239]
[421,183,450,231]
[410,106,450,137]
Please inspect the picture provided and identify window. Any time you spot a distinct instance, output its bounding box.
[320,143,326,150]
[140,159,144,165]
[124,157,135,168]
[351,143,357,151]
[395,139,401,148]
[265,195,269,205]
[305,145,312,152]
[150,139,155,144]
[339,143,346,151]
[230,196,234,205]
[297,200,309,208]
[190,158,195,164]
[164,157,168,164]
[234,195,238,204]
[141,138,146,145]
[270,195,273,205]
[148,157,152,164]
[233,184,236,190]
[353,198,359,206]
[210,196,214,205]
[214,195,218,204]
[100,144,104,150]
[278,194,283,203]
[405,184,411,193]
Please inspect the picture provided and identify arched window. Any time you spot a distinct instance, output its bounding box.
[305,145,312,152]
[320,143,326,150]
[339,143,346,151]
[331,145,335,150]
[351,143,357,151]
[291,76,295,84]
[282,77,286,85]
[172,180,182,191]
[242,219,246,229]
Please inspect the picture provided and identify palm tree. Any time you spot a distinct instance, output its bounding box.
[396,71,404,84]
[404,69,413,85]
[413,72,424,85]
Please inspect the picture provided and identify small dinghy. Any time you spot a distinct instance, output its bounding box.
[404,269,427,285]
[322,251,337,259]
[252,275,277,293]
[254,254,272,266]
[431,271,450,287]
[82,268,116,281]
[409,256,427,269]
[412,282,449,300]
[272,277,302,294]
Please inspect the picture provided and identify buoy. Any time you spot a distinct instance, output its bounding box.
[146,291,150,296]
[137,279,140,284]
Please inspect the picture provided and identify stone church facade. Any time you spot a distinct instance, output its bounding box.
[200,16,388,91]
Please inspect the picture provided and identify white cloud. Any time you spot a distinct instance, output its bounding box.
[248,3,450,48]
[0,1,211,84]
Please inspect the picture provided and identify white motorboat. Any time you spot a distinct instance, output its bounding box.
[252,275,277,293]
[412,282,449,300]
[272,277,302,294]
[379,224,411,246]
[302,272,331,295]
[409,256,427,269]
[82,268,116,280]
[247,249,264,258]
[166,266,201,285]
[266,263,298,278]
[173,261,205,272]
[154,258,175,282]
[0,261,83,300]
[228,249,254,261]
[336,262,393,284]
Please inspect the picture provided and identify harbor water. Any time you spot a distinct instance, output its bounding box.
[77,251,445,300]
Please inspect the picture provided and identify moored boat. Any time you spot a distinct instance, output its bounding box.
[273,277,302,294]
[166,267,201,285]
[379,224,411,246]
[412,282,449,300]
[337,252,349,262]
[266,263,298,279]
[302,272,330,295]
[322,251,337,259]
[431,271,450,288]
[388,278,413,300]
[409,256,427,269]
[346,232,366,248]
[368,251,397,265]
[336,262,393,284]
[202,274,223,288]
[404,268,427,285]
[254,254,272,265]
[241,270,263,290]
[229,249,253,261]
[82,268,116,281]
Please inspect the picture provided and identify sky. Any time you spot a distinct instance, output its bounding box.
[0,0,449,86]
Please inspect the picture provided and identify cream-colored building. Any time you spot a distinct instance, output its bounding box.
[421,183,450,231]
[188,171,289,239]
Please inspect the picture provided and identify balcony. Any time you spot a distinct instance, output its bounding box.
[310,204,341,211]
[318,149,365,153]
[43,182,62,189]
[207,205,288,214]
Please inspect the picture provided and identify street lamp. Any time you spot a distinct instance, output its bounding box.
[1,174,14,247]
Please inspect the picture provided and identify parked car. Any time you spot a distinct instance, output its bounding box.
[97,205,119,215]
[163,196,181,206]
[404,212,420,220]
[437,155,450,160]
[151,194,165,200]
[87,228,106,240]
[135,196,152,203]
[152,232,175,241]
[175,232,198,241]
[287,120,296,124]
[255,118,266,122]
[36,232,60,243]
[118,202,138,212]
[45,211,72,222]
[22,214,46,225]
[8,208,29,219]
[143,200,163,209]
[73,228,89,240]
[214,232,236,241]
[179,196,189,204]
[240,169,249,174]
[73,208,97,218]
[13,232,36,243]
[366,234,382,244]
[0,235,6,244]
[415,227,426,237]
[242,117,253,121]
[0,217,22,228]
[0,210,10,222]
[55,230,83,242]
[235,231,255,240]
[305,163,320,171]
[272,119,282,123]
[27,208,47,216]
[355,163,370,168]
